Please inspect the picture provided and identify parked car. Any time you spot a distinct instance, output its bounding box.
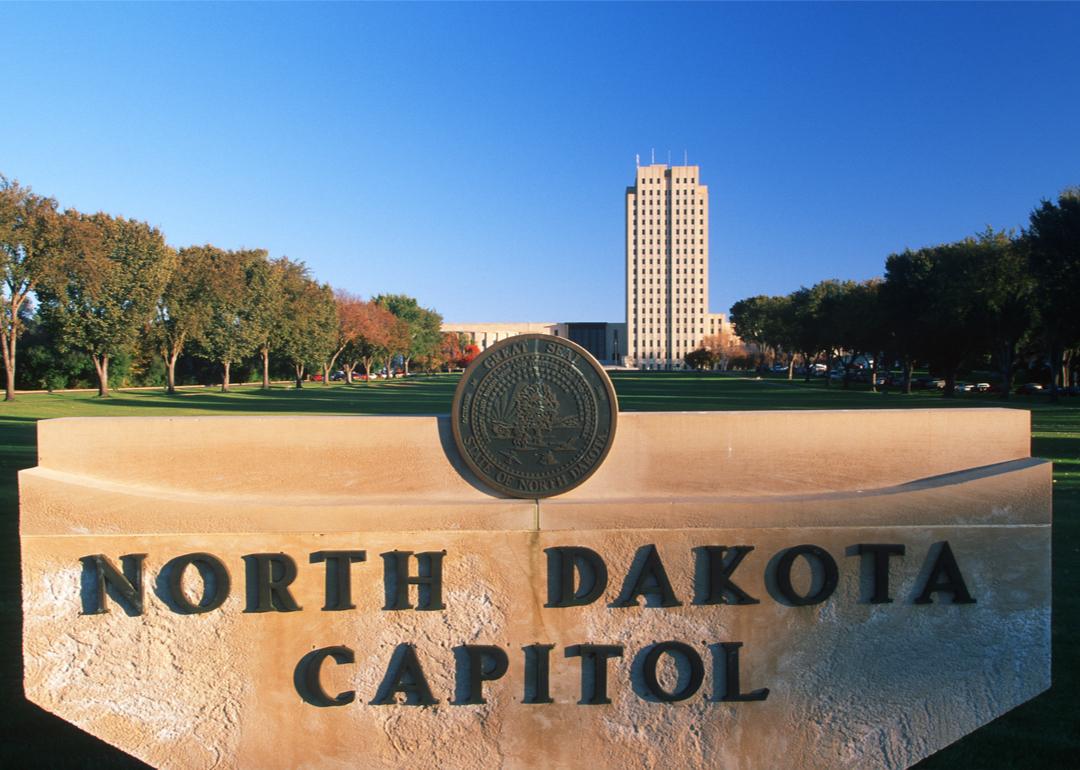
[1016,383,1044,395]
[330,371,346,382]
[953,381,974,393]
[973,382,991,392]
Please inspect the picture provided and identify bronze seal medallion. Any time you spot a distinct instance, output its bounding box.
[451,334,618,498]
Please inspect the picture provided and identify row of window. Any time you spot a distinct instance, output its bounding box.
[638,176,697,184]
[632,211,701,217]
[633,258,702,265]
[633,226,700,234]
[632,212,701,218]
[630,212,704,219]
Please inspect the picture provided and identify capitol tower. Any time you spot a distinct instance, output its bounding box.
[625,162,712,369]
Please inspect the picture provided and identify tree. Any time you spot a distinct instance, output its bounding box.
[730,295,796,375]
[969,229,1034,400]
[37,212,174,397]
[684,347,715,371]
[439,332,472,371]
[197,248,267,392]
[276,264,337,388]
[249,256,287,389]
[1026,189,1080,400]
[730,295,772,368]
[882,249,933,394]
[825,280,884,389]
[341,300,397,383]
[373,294,443,376]
[812,280,855,388]
[383,316,411,378]
[459,342,480,368]
[789,283,834,382]
[17,315,93,391]
[700,328,748,372]
[150,245,215,393]
[321,291,367,385]
[0,175,62,400]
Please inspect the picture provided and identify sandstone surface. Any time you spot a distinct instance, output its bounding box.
[20,409,1051,769]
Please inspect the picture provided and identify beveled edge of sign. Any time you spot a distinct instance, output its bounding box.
[450,333,619,499]
[18,457,1051,535]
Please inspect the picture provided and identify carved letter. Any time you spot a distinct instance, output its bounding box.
[693,546,759,605]
[80,554,146,616]
[773,545,838,606]
[371,644,438,706]
[545,547,608,607]
[915,542,976,604]
[311,550,367,611]
[163,552,230,614]
[294,646,355,707]
[455,645,509,705]
[640,641,705,702]
[523,644,555,704]
[566,644,623,705]
[710,642,769,702]
[852,544,905,604]
[243,553,301,612]
[611,545,681,607]
[381,551,445,611]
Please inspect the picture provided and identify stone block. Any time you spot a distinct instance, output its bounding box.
[20,409,1051,769]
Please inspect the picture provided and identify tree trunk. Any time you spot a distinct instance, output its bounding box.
[322,364,331,386]
[92,354,110,398]
[787,356,795,381]
[999,341,1013,401]
[824,351,833,387]
[166,353,178,395]
[869,352,879,394]
[842,351,856,390]
[295,363,304,389]
[221,361,231,393]
[2,294,22,401]
[261,347,271,389]
[362,357,374,384]
[343,363,355,384]
[903,358,913,394]
[1045,342,1059,403]
[942,368,957,399]
[4,361,13,401]
[2,331,15,402]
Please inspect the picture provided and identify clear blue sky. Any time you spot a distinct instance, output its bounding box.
[3,2,1078,323]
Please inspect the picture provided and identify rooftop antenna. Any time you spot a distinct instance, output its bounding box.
[684,149,688,166]
[635,153,640,167]
[667,149,671,166]
[651,148,655,164]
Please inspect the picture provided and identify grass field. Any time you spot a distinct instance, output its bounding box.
[1,373,1075,768]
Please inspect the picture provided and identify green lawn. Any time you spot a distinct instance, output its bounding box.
[1,373,1075,768]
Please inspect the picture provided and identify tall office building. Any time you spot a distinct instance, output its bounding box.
[625,163,710,369]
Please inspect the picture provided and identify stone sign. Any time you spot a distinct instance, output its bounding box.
[20,344,1051,769]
